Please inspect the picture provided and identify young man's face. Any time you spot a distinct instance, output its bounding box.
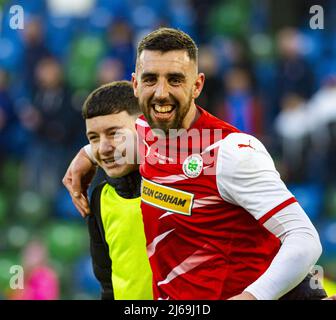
[132,50,204,133]
[86,111,138,178]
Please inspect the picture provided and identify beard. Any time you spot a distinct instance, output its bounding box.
[140,93,193,134]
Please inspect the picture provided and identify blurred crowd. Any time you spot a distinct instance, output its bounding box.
[0,0,336,299]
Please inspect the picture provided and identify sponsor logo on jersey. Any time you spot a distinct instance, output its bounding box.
[182,154,203,178]
[141,178,194,215]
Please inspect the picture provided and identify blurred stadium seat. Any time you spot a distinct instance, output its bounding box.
[66,35,106,90]
[319,220,336,257]
[54,188,83,220]
[73,255,100,298]
[44,222,88,262]
[0,191,8,225]
[288,183,324,221]
[5,224,31,250]
[45,15,73,58]
[15,190,49,225]
[325,186,336,218]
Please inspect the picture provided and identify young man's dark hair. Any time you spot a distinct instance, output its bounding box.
[82,81,140,119]
[137,27,198,62]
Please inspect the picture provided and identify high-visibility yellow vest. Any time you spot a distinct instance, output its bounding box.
[323,277,336,297]
[100,184,153,300]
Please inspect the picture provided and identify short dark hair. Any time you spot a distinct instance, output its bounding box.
[137,28,198,62]
[82,81,140,119]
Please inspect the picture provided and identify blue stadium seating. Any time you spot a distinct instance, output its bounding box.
[73,255,100,297]
[55,188,82,220]
[288,183,324,221]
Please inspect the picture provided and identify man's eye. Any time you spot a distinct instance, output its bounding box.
[143,77,156,84]
[108,131,123,140]
[170,78,182,85]
[113,132,124,140]
[89,136,98,142]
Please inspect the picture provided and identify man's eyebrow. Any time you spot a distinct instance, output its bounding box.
[141,72,157,79]
[141,72,186,79]
[167,72,186,79]
[86,126,122,136]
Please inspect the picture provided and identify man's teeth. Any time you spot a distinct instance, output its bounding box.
[154,105,174,113]
[103,159,114,164]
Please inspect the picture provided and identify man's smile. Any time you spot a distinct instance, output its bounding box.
[151,104,176,121]
[100,155,123,167]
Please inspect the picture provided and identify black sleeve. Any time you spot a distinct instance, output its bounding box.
[279,273,327,300]
[87,182,114,300]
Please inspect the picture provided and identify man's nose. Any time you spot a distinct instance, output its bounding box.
[99,137,114,155]
[154,79,169,100]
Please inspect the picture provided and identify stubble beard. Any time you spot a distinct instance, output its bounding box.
[141,94,193,135]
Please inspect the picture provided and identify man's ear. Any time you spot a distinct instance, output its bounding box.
[193,73,205,99]
[132,73,138,98]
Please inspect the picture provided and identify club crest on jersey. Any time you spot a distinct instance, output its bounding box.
[182,154,203,178]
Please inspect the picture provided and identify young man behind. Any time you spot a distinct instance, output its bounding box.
[82,81,152,300]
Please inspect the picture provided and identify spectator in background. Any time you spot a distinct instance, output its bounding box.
[96,58,125,86]
[21,57,81,197]
[106,20,135,79]
[0,70,15,160]
[274,93,310,183]
[8,239,59,300]
[306,75,336,184]
[196,45,222,115]
[227,38,254,75]
[21,18,50,95]
[274,28,315,119]
[191,0,215,43]
[215,67,264,137]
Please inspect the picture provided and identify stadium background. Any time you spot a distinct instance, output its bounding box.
[0,0,336,299]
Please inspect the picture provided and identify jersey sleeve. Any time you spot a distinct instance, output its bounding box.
[83,144,97,164]
[216,132,296,222]
[245,202,322,299]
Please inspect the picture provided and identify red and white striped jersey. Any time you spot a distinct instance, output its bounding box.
[136,106,296,300]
